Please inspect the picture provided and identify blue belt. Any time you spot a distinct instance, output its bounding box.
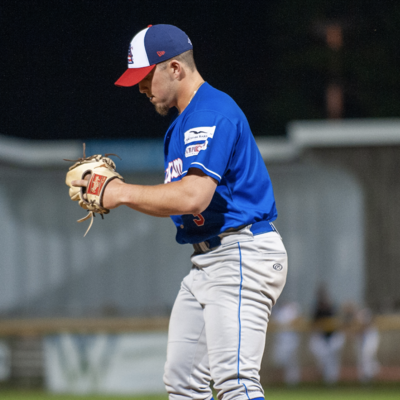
[203,220,277,249]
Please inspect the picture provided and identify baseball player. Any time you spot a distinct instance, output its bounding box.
[309,286,345,384]
[72,24,287,400]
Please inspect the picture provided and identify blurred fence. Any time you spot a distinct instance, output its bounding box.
[0,315,399,391]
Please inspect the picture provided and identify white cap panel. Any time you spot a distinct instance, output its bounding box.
[127,28,150,69]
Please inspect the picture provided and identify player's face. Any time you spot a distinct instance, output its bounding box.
[138,65,177,116]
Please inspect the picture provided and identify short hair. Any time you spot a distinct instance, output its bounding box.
[157,50,196,72]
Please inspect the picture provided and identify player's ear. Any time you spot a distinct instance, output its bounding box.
[169,60,185,80]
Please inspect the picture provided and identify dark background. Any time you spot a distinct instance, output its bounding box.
[1,0,399,141]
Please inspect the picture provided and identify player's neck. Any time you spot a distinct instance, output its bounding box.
[176,73,205,114]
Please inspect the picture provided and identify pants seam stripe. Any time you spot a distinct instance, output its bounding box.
[237,242,242,384]
[236,242,250,400]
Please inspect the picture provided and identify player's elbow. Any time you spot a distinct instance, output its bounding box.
[184,196,210,215]
[190,203,208,215]
[179,172,217,214]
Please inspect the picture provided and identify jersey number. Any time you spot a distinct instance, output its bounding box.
[193,213,205,227]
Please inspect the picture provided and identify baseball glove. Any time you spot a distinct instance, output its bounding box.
[65,144,124,236]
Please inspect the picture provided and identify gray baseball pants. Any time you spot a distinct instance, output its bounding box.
[164,227,287,400]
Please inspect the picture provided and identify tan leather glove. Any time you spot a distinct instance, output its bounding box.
[65,149,124,236]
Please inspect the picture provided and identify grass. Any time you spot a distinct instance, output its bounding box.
[0,392,166,400]
[1,384,400,400]
[264,383,400,399]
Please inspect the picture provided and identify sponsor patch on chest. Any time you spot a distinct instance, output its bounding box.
[185,140,208,157]
[184,126,216,144]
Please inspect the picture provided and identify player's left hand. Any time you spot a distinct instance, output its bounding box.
[71,175,125,210]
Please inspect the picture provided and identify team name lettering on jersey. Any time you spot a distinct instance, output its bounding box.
[164,158,183,183]
[184,126,216,144]
[185,140,208,158]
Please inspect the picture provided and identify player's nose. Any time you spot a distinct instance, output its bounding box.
[138,80,148,94]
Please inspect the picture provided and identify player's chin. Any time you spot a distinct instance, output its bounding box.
[154,103,170,117]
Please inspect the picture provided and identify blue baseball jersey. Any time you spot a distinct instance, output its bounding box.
[164,82,277,244]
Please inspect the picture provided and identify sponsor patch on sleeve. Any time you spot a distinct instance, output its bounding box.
[184,126,216,144]
[185,140,208,158]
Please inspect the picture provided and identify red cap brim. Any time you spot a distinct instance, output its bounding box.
[114,65,156,87]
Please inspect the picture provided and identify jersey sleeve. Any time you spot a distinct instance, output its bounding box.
[180,111,237,182]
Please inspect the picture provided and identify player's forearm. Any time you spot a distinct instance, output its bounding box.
[114,180,208,217]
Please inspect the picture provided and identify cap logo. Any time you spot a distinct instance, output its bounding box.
[157,51,165,57]
[128,45,134,64]
[188,37,192,45]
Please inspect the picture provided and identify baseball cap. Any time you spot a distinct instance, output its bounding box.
[115,24,193,87]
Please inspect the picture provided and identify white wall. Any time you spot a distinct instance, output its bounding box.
[269,162,365,314]
[0,162,365,318]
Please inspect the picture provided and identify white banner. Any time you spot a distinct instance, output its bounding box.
[43,332,168,394]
